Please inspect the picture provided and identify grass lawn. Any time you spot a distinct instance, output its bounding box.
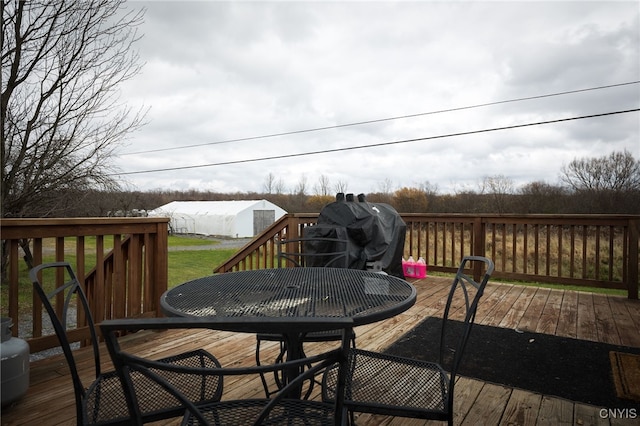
[167,235,239,286]
[168,249,237,287]
[168,235,221,247]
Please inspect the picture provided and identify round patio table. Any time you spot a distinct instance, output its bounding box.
[160,268,417,396]
[161,268,415,324]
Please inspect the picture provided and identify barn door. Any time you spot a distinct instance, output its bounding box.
[253,210,275,235]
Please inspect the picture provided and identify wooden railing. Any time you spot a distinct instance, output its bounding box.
[1,218,169,353]
[215,213,639,299]
[214,213,318,272]
[2,214,637,355]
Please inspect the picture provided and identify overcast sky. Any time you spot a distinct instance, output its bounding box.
[115,1,640,195]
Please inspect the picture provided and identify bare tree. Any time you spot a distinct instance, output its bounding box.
[480,174,515,213]
[333,179,348,194]
[560,150,640,192]
[378,178,394,195]
[273,178,286,195]
[263,172,276,194]
[293,174,308,196]
[313,174,331,196]
[559,150,640,213]
[1,0,146,218]
[419,181,439,197]
[480,174,513,195]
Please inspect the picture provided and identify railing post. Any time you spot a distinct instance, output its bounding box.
[472,217,485,281]
[286,215,303,267]
[290,214,303,239]
[628,218,639,299]
[8,240,19,336]
[152,220,169,313]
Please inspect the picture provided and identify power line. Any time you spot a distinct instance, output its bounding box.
[118,81,640,156]
[115,108,639,176]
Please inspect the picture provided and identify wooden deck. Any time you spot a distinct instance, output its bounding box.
[2,276,639,426]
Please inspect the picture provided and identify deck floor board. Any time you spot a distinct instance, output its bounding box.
[2,276,639,425]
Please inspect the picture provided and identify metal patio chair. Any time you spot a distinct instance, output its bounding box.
[29,262,223,425]
[256,236,356,398]
[100,316,353,426]
[323,256,495,425]
[276,236,350,268]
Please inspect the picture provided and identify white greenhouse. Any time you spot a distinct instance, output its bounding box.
[150,200,287,238]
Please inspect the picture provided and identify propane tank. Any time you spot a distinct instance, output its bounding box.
[1,317,29,406]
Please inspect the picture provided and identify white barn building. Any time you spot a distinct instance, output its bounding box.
[150,200,287,238]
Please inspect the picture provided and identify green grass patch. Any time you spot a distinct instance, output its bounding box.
[39,235,215,250]
[40,235,114,251]
[168,249,236,287]
[168,235,221,247]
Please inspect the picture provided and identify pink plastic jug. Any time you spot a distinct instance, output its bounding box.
[402,256,416,278]
[415,257,427,278]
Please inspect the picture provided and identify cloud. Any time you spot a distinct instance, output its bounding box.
[114,1,640,195]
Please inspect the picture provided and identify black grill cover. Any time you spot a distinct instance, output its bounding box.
[303,194,406,278]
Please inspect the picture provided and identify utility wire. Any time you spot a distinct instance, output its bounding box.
[119,81,640,156]
[115,108,639,176]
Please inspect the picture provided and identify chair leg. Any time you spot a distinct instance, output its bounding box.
[273,341,287,393]
[257,332,355,400]
[256,339,293,397]
[256,338,319,399]
[256,338,275,397]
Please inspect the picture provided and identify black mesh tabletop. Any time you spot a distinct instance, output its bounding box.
[161,268,416,326]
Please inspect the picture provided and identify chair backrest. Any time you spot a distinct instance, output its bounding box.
[439,256,494,407]
[101,316,353,426]
[277,237,350,268]
[29,262,101,419]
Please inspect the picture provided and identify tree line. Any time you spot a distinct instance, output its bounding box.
[53,150,638,216]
